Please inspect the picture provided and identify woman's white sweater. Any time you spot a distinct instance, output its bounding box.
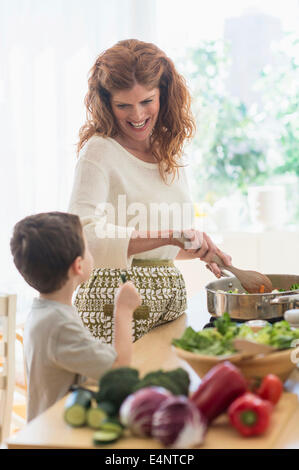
[68,135,194,269]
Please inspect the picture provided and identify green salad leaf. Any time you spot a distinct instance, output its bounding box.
[268,320,299,349]
[237,324,256,341]
[172,314,299,356]
[214,312,232,335]
[290,283,299,291]
[172,323,236,356]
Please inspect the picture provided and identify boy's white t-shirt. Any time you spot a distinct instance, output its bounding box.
[23,297,117,422]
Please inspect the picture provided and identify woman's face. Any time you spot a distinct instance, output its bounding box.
[110,83,160,147]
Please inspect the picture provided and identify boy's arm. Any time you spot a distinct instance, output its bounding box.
[111,281,142,368]
[111,305,133,368]
[50,281,141,379]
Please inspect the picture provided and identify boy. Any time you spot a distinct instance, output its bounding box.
[10,211,141,422]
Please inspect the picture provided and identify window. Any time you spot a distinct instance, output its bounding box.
[155,0,299,229]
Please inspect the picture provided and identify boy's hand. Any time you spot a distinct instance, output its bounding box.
[114,281,142,314]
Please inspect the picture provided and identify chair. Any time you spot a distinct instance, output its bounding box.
[12,323,27,428]
[0,294,16,444]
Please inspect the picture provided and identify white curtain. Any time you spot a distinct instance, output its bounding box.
[0,0,157,316]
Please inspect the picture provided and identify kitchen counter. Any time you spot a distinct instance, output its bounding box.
[6,291,299,449]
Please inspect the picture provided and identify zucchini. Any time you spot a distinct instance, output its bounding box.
[64,389,93,427]
[100,419,124,435]
[93,430,121,445]
[86,406,108,429]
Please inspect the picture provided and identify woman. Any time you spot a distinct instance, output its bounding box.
[68,39,232,344]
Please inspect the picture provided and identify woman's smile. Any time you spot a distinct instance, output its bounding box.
[111,83,160,146]
[127,117,151,131]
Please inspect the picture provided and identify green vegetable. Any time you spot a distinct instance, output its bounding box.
[133,368,190,396]
[165,368,190,396]
[92,416,124,445]
[100,418,124,434]
[95,401,117,417]
[290,283,299,291]
[93,430,121,445]
[254,325,272,345]
[214,312,240,343]
[237,324,256,341]
[173,313,299,356]
[86,405,108,429]
[64,389,93,427]
[215,312,237,336]
[95,367,140,415]
[172,320,237,356]
[268,320,299,349]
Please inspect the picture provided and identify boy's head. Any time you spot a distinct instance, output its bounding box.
[10,212,94,294]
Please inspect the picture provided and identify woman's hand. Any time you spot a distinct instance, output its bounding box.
[174,229,232,278]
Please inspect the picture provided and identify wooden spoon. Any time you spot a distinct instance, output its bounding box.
[212,254,273,294]
[233,338,276,356]
[178,234,273,293]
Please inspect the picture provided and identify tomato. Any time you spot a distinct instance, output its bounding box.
[256,374,283,405]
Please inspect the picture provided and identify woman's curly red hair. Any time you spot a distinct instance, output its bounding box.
[78,39,196,183]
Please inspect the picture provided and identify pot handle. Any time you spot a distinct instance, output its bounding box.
[270,293,299,305]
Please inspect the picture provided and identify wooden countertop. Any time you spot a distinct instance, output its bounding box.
[6,292,299,449]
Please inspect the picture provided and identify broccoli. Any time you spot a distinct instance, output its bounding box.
[95,367,140,414]
[165,368,190,396]
[95,366,191,418]
[133,368,190,396]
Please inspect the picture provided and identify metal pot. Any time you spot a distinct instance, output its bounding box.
[205,274,299,320]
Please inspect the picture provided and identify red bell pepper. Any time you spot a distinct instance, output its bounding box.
[255,374,283,405]
[190,361,248,423]
[228,392,273,437]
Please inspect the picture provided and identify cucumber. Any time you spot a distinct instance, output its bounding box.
[64,389,93,427]
[86,406,108,429]
[100,419,124,435]
[93,430,121,445]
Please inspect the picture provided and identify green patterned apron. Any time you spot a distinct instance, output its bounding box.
[74,259,187,344]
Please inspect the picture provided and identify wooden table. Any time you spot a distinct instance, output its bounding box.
[6,292,299,449]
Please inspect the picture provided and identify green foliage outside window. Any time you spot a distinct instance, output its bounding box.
[177,35,299,209]
[254,34,299,177]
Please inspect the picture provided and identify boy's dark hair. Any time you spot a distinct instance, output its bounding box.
[10,212,85,294]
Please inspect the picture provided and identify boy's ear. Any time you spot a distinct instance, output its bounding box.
[70,256,83,276]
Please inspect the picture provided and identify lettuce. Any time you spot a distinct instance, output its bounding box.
[237,324,256,340]
[172,323,236,356]
[172,314,299,356]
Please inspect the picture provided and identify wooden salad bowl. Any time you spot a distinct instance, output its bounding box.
[173,346,299,382]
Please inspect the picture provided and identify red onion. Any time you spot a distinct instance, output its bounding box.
[119,386,171,437]
[152,395,207,449]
